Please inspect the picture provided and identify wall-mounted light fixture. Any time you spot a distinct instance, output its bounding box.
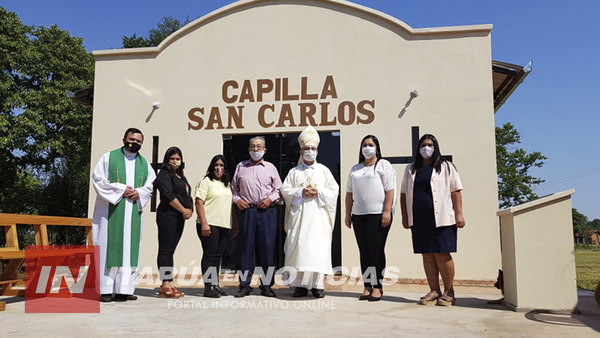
[398,89,419,119]
[146,101,161,123]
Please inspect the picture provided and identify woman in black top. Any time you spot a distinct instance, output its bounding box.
[154,146,193,298]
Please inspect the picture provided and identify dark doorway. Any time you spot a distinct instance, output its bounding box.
[221,132,341,271]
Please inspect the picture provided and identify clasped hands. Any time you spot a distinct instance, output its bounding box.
[181,209,193,220]
[123,186,140,201]
[302,185,318,198]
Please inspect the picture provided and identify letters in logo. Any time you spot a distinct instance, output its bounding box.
[25,245,99,313]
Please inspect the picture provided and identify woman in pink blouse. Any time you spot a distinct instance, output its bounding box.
[400,134,465,306]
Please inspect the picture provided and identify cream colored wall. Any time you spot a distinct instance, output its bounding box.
[89,0,500,281]
[498,190,577,311]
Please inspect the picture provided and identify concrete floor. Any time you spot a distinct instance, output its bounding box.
[1,280,599,337]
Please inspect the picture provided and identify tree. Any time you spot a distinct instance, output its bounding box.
[573,208,590,244]
[122,16,192,48]
[588,218,600,229]
[496,122,547,208]
[0,7,94,219]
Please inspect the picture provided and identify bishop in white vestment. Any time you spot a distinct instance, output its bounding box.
[92,129,155,301]
[282,126,339,297]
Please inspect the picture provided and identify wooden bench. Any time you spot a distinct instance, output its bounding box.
[0,213,93,310]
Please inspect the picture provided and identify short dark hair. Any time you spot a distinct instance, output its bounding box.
[123,127,144,140]
[205,154,231,187]
[358,134,383,164]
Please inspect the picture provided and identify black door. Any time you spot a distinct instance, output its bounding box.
[221,132,341,270]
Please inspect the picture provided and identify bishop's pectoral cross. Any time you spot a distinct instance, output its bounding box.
[300,176,318,188]
[385,127,453,164]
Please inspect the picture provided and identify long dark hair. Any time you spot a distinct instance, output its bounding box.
[205,154,231,187]
[412,134,443,174]
[160,146,186,180]
[358,135,383,164]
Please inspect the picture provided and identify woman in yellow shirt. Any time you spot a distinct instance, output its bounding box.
[195,154,238,298]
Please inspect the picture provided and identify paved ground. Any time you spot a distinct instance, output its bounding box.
[1,281,599,337]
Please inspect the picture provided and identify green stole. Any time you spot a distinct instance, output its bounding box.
[106,148,149,268]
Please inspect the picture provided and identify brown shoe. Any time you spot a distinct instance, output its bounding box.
[159,286,181,298]
[172,286,185,297]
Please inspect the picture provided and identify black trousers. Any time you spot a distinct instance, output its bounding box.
[352,213,392,289]
[197,223,230,285]
[157,211,184,282]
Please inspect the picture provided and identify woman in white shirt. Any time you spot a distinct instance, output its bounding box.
[345,135,396,302]
[400,134,465,306]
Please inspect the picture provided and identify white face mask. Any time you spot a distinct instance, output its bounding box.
[420,146,434,159]
[169,159,181,169]
[362,146,376,159]
[303,150,317,162]
[249,150,265,161]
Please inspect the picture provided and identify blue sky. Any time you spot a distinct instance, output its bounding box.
[4,0,599,220]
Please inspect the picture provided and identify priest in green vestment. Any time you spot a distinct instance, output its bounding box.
[92,128,156,302]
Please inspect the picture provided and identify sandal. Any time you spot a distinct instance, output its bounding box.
[437,294,455,306]
[172,286,185,297]
[159,286,181,298]
[419,290,439,305]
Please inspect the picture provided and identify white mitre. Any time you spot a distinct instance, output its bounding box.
[297,126,320,165]
[298,126,320,148]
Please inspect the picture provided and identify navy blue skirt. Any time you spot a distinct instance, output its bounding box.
[411,224,457,253]
[411,165,457,253]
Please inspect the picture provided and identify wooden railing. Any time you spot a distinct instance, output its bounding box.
[0,213,93,301]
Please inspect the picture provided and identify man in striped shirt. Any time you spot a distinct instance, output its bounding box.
[232,136,282,298]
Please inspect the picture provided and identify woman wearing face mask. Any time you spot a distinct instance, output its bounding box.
[400,134,465,306]
[154,146,194,298]
[195,154,238,298]
[345,135,396,301]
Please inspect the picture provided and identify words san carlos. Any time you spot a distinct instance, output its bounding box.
[188,75,375,130]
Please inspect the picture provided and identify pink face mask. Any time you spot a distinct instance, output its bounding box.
[215,167,224,175]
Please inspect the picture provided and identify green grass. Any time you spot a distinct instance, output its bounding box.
[575,247,600,291]
[575,244,600,252]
